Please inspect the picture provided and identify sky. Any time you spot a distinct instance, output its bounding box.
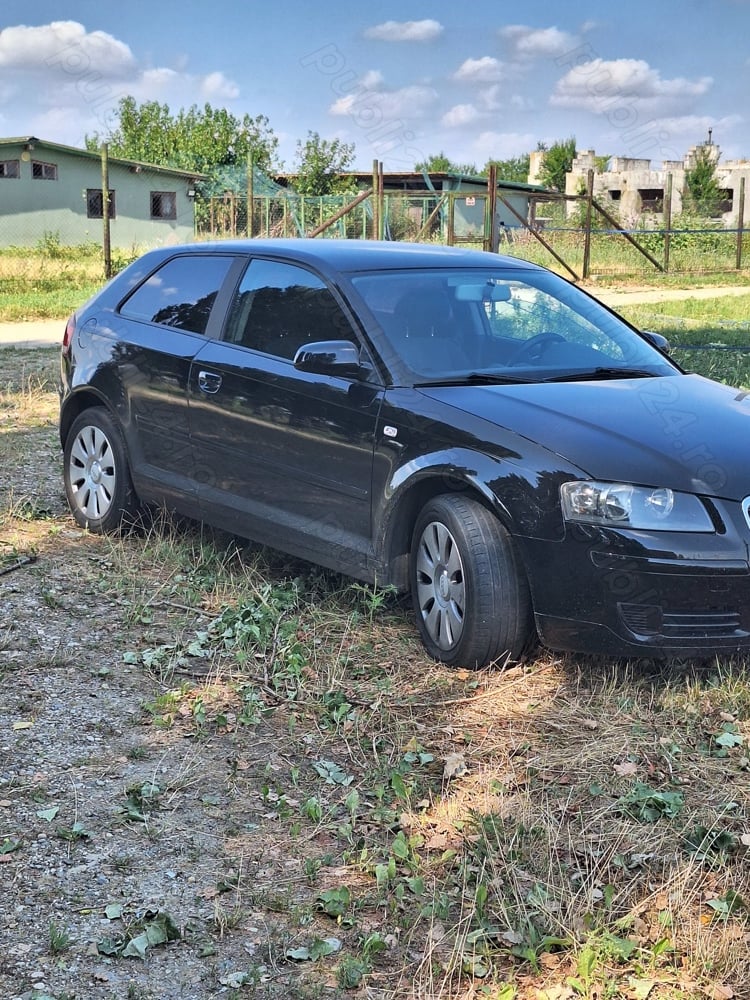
[0,0,748,174]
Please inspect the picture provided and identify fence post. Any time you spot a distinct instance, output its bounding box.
[664,173,672,272]
[737,177,746,270]
[246,151,254,238]
[101,143,112,279]
[378,161,385,239]
[487,163,498,252]
[582,168,594,279]
[371,159,379,240]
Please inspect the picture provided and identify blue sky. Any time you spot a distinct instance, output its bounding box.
[1,0,748,172]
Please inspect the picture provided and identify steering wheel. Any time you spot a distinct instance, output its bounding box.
[506,332,565,366]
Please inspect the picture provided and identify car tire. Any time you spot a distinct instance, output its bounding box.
[63,408,140,533]
[410,494,532,668]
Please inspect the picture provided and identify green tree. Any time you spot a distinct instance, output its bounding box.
[538,136,577,192]
[292,131,356,196]
[86,97,279,174]
[414,152,478,175]
[683,145,723,217]
[482,154,530,183]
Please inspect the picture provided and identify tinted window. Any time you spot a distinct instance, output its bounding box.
[224,259,351,360]
[121,255,234,335]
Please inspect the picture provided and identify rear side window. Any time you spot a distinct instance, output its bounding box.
[121,255,234,335]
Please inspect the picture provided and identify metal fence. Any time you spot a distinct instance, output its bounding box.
[196,191,490,245]
[1,186,747,283]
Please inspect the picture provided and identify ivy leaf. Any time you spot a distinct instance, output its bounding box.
[286,946,311,961]
[312,760,353,786]
[715,729,743,748]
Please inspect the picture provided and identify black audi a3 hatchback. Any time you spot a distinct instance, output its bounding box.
[59,239,750,667]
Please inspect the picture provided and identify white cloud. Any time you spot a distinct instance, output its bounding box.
[364,19,444,42]
[500,25,578,59]
[200,71,240,100]
[359,70,384,89]
[330,84,438,120]
[509,94,535,111]
[0,20,244,146]
[473,130,537,160]
[598,113,743,163]
[453,56,505,83]
[552,58,712,115]
[140,67,179,89]
[0,21,134,75]
[441,104,480,128]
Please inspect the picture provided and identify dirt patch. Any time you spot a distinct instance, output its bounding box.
[1,347,429,998]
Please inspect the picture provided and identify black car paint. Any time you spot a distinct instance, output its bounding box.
[60,239,750,659]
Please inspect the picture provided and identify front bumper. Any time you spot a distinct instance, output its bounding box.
[520,513,750,658]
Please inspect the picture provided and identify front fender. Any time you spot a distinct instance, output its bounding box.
[373,445,583,589]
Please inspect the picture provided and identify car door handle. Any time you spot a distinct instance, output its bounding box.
[197,370,222,394]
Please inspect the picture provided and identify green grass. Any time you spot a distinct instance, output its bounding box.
[2,235,750,322]
[0,240,135,322]
[617,295,750,388]
[504,229,750,282]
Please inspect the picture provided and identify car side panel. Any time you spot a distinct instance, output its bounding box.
[187,339,384,577]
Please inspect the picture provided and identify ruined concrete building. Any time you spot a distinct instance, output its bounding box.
[559,139,750,225]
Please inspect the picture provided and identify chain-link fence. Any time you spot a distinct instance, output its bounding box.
[1,182,747,282]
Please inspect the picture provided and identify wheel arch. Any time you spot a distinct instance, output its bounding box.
[59,389,113,449]
[378,468,513,592]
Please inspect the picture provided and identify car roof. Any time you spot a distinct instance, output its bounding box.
[154,238,544,274]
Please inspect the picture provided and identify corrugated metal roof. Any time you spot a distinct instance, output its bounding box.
[0,136,207,180]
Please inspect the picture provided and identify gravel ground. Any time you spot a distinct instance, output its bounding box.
[0,348,367,1000]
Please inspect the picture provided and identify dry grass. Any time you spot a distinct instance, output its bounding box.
[2,348,749,999]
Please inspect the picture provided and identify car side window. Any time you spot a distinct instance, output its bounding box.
[120,255,234,335]
[223,259,353,360]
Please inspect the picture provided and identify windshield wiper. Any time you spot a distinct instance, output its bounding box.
[543,366,659,383]
[415,371,535,387]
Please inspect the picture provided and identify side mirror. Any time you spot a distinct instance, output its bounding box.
[642,330,671,353]
[294,340,363,376]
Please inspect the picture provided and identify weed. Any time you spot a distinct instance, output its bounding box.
[48,920,73,953]
[336,953,369,989]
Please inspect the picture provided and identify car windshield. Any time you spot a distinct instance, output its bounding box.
[350,267,678,384]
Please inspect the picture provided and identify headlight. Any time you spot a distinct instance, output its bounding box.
[560,481,714,532]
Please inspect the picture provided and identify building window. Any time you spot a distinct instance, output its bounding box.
[31,160,58,181]
[0,159,20,178]
[151,191,177,220]
[638,188,663,213]
[87,189,116,219]
[608,189,621,201]
[718,189,733,214]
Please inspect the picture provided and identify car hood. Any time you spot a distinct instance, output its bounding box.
[421,373,750,499]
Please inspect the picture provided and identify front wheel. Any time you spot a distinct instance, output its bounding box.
[63,408,140,533]
[410,494,532,668]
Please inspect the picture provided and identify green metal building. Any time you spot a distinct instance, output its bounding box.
[0,137,205,248]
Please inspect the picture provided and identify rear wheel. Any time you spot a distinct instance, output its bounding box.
[63,408,140,533]
[410,494,532,668]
